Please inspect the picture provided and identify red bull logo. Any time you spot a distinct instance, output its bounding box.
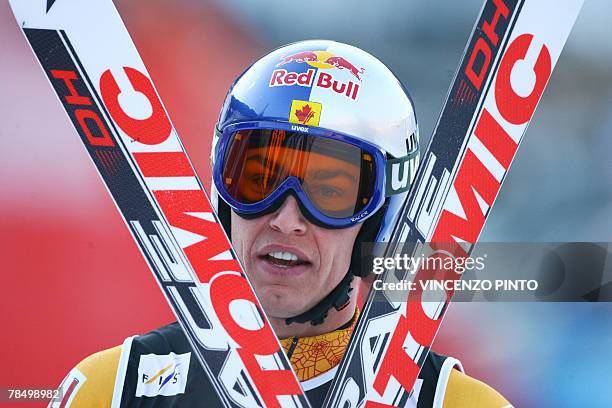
[270,50,364,100]
[276,51,365,80]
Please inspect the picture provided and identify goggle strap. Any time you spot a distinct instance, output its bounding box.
[385,147,419,196]
[211,126,223,164]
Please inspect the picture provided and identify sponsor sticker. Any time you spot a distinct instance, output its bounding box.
[276,50,365,80]
[270,51,363,100]
[135,352,191,397]
[289,100,322,126]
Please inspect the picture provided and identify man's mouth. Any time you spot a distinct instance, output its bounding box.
[262,251,310,268]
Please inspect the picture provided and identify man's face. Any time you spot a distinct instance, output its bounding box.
[231,196,361,319]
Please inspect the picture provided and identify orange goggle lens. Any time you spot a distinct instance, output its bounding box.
[221,129,376,219]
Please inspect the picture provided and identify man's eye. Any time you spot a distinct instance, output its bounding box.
[312,185,342,198]
[248,174,265,183]
[248,172,276,184]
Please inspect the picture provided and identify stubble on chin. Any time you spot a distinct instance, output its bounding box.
[254,283,303,319]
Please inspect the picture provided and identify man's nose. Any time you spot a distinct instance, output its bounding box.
[268,195,308,235]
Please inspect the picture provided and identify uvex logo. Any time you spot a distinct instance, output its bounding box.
[385,153,416,196]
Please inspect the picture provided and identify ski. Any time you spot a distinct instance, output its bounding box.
[323,0,583,406]
[8,1,309,407]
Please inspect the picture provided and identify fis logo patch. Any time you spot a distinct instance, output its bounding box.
[289,100,322,126]
[135,352,191,397]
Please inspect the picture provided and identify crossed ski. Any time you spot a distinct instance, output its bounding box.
[9,0,583,406]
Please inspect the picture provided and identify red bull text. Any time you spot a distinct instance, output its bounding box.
[270,50,364,100]
[269,69,360,100]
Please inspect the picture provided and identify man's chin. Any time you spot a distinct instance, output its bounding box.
[250,280,312,322]
[258,290,310,320]
[261,300,306,320]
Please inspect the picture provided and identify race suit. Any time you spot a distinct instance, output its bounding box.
[51,320,511,407]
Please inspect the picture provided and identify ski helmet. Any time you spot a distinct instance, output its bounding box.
[211,40,419,324]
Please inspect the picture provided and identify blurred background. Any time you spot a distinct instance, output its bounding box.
[1,0,611,406]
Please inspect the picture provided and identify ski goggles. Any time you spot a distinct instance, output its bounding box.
[213,122,416,228]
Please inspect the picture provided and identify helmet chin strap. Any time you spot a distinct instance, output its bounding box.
[285,272,354,326]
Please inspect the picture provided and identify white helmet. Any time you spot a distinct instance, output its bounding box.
[210,40,419,324]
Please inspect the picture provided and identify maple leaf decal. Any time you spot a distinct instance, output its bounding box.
[295,104,315,124]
